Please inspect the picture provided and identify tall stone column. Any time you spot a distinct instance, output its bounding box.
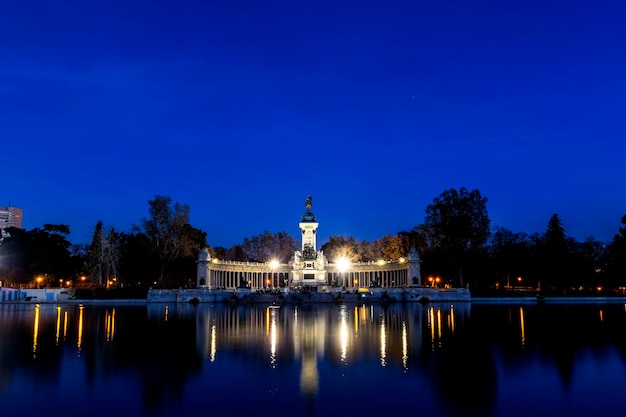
[197,247,211,288]
[408,247,421,286]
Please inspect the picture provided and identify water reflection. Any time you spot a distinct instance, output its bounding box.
[520,306,526,348]
[105,308,116,342]
[2,302,626,417]
[77,305,84,355]
[32,304,39,357]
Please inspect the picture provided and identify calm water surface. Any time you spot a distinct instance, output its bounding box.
[1,301,626,417]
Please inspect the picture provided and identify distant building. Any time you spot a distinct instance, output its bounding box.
[0,206,23,230]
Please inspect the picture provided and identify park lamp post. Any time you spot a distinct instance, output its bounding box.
[269,259,279,289]
[336,257,350,289]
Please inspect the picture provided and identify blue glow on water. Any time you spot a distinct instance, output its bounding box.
[1,302,626,417]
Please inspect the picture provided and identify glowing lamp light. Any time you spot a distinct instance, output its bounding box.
[269,260,279,270]
[336,257,350,272]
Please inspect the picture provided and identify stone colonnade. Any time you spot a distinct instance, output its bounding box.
[198,260,417,290]
[327,262,410,288]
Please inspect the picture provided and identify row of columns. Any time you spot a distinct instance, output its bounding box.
[328,269,409,288]
[208,270,288,289]
[204,268,409,290]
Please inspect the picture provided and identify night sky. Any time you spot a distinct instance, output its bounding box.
[2,1,625,247]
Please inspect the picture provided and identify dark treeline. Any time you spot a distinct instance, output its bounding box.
[1,189,625,293]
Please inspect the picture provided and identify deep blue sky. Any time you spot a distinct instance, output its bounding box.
[2,1,625,247]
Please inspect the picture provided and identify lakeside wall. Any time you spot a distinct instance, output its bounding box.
[146,287,471,303]
[0,287,71,302]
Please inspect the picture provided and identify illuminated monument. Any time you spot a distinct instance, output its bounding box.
[291,195,329,287]
[155,195,472,302]
[194,195,430,293]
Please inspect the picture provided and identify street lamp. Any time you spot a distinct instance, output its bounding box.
[269,259,279,289]
[336,257,350,288]
[36,276,43,289]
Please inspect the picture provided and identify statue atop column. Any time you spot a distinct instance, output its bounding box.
[199,247,211,262]
[302,195,316,222]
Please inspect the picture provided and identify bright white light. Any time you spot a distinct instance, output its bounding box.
[269,259,279,270]
[340,309,348,362]
[402,321,408,370]
[336,257,350,272]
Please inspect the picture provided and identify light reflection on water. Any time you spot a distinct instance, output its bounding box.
[1,302,626,417]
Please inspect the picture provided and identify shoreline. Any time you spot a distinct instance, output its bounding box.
[3,295,626,305]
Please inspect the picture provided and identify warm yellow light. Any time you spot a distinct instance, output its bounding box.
[517,276,522,282]
[398,257,405,263]
[377,259,385,266]
[266,279,271,285]
[269,260,279,269]
[353,278,358,285]
[212,258,219,264]
[33,305,40,355]
[36,277,43,283]
[80,276,86,281]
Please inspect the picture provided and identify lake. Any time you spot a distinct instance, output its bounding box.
[1,301,625,417]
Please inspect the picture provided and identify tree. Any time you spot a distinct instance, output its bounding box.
[422,187,491,286]
[0,225,74,286]
[140,195,199,286]
[374,234,406,261]
[545,214,566,247]
[320,235,359,262]
[568,236,606,290]
[240,231,299,262]
[86,221,120,287]
[118,231,160,287]
[541,214,569,291]
[398,226,428,256]
[488,227,532,289]
[168,224,208,288]
[606,215,626,288]
[86,221,104,285]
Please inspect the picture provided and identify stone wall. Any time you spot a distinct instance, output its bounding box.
[147,287,471,304]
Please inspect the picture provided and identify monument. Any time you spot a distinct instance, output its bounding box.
[188,195,470,301]
[291,195,328,289]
